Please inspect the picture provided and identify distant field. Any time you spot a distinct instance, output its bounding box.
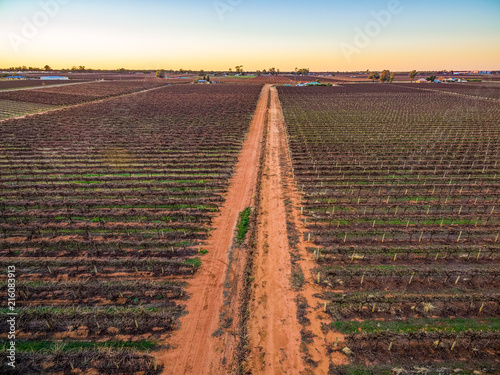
[0,99,56,120]
[0,80,175,106]
[402,82,500,100]
[0,79,83,91]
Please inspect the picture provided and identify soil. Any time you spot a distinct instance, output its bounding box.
[155,85,271,374]
[246,86,304,374]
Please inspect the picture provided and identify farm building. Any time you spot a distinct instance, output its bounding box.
[39,76,69,80]
[440,77,468,83]
[416,78,428,83]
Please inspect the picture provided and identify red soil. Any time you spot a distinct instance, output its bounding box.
[246,86,304,374]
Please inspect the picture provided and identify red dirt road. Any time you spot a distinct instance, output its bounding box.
[247,86,347,374]
[157,85,270,374]
[246,87,304,374]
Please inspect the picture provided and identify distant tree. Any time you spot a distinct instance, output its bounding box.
[156,70,166,78]
[380,70,391,83]
[262,69,267,74]
[268,67,277,75]
[256,70,261,75]
[409,70,418,82]
[44,65,51,71]
[368,71,380,83]
[389,72,396,83]
[235,65,244,74]
[427,75,437,82]
[331,72,336,76]
[297,68,309,75]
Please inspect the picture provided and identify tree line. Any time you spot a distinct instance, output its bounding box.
[367,70,421,83]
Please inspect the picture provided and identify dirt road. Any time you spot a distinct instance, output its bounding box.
[246,87,305,374]
[157,84,270,375]
[247,86,347,374]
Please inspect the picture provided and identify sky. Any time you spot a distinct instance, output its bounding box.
[0,0,499,71]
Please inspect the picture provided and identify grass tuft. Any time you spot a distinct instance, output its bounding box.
[236,207,252,245]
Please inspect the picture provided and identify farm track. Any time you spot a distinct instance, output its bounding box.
[247,87,304,374]
[246,86,347,374]
[157,85,270,374]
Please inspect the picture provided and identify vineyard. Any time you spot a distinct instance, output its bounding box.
[249,75,296,84]
[0,100,56,121]
[278,83,500,373]
[0,80,178,106]
[0,84,262,373]
[402,82,500,100]
[0,80,81,91]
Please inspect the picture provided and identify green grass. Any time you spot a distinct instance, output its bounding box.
[236,207,252,245]
[183,257,202,268]
[4,340,158,352]
[331,318,500,335]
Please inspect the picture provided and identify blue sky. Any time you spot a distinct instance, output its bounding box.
[0,0,499,70]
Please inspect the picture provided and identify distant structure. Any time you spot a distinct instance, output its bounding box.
[439,77,469,83]
[5,75,27,79]
[39,76,69,80]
